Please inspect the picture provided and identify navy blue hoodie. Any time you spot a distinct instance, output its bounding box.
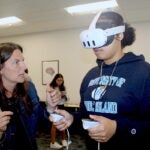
[76,52,150,149]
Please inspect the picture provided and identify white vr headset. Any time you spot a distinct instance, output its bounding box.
[80,11,125,49]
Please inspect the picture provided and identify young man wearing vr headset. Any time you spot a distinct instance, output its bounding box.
[47,10,150,150]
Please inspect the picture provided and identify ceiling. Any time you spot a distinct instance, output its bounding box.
[0,0,150,38]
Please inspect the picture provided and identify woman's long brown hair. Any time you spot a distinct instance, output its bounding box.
[0,42,33,115]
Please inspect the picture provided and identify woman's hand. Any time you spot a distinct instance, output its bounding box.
[0,110,13,138]
[87,115,117,143]
[49,109,74,131]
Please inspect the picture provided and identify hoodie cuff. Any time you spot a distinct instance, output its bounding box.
[116,119,137,137]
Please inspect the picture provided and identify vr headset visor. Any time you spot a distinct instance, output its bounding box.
[79,11,125,49]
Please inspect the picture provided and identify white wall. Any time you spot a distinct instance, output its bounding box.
[0,21,149,104]
[131,22,150,63]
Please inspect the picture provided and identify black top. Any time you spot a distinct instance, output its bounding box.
[1,97,35,150]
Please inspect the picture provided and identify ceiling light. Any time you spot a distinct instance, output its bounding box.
[65,0,118,15]
[0,16,22,25]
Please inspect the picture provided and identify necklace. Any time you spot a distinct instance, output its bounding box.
[99,61,118,90]
[91,60,119,100]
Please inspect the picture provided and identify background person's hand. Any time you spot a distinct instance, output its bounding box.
[46,84,61,112]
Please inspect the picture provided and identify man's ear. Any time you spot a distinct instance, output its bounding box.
[115,33,124,41]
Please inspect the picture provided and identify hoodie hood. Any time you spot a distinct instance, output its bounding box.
[96,52,145,67]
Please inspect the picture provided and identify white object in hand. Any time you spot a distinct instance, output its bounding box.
[51,113,64,122]
[82,119,100,130]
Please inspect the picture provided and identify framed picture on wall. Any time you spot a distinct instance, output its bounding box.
[42,60,59,85]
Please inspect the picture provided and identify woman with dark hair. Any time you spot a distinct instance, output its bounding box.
[49,73,69,149]
[0,42,61,150]
[50,74,66,94]
[47,10,150,150]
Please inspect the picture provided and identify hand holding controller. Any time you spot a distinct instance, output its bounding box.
[82,119,100,130]
[50,113,64,122]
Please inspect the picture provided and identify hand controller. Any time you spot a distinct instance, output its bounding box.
[50,113,64,122]
[82,119,100,130]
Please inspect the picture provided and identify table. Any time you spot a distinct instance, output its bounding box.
[64,102,79,112]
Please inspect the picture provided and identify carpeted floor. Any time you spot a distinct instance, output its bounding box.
[36,132,86,150]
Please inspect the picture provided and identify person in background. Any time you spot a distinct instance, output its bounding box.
[47,10,150,150]
[49,73,70,149]
[0,42,61,150]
